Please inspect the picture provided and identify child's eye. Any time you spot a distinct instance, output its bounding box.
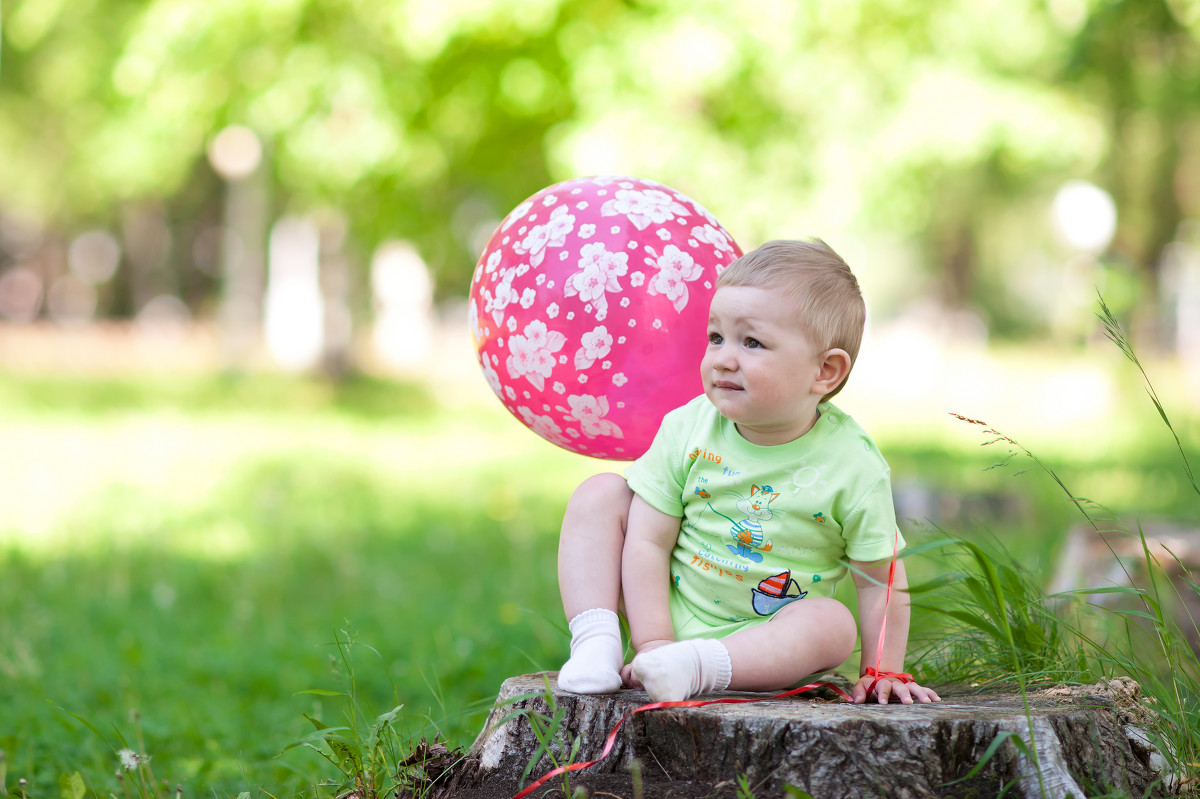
[708,332,724,345]
[745,338,763,349]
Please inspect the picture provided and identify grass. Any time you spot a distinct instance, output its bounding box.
[904,303,1200,796]
[0,339,1196,797]
[0,371,597,797]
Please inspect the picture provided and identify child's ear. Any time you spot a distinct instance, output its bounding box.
[813,348,852,395]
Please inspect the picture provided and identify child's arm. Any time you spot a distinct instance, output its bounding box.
[621,494,682,656]
[849,558,941,704]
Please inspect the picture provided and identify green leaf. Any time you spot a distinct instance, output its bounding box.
[1049,586,1144,598]
[903,536,965,555]
[783,787,816,799]
[45,702,114,752]
[941,609,1004,639]
[367,704,403,751]
[943,731,1021,785]
[59,771,86,799]
[904,573,964,594]
[326,735,362,770]
[297,688,345,697]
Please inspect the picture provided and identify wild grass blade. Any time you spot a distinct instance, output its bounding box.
[1097,295,1199,500]
[941,730,1025,787]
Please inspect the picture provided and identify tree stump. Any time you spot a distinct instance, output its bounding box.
[434,673,1172,799]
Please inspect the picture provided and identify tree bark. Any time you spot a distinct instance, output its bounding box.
[437,673,1171,799]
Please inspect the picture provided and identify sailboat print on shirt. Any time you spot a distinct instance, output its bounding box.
[750,570,808,616]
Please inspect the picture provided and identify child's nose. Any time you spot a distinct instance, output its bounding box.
[712,347,737,371]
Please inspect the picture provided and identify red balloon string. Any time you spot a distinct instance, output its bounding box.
[869,526,903,685]
[862,666,914,698]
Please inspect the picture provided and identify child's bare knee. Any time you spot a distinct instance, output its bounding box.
[563,473,633,535]
[808,598,857,660]
[571,473,632,514]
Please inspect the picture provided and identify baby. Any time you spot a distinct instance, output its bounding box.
[555,239,939,705]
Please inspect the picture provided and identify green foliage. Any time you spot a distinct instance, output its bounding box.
[286,630,460,798]
[1,354,1197,797]
[0,373,587,797]
[908,534,1090,690]
[47,704,181,799]
[3,0,1199,324]
[1097,295,1200,502]
[483,675,585,798]
[909,298,1200,795]
[0,372,435,420]
[781,787,815,799]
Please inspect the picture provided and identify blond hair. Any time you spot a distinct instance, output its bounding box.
[717,239,865,400]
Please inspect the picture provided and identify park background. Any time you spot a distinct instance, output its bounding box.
[1,0,1199,796]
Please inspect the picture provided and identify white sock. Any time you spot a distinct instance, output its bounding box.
[631,638,732,702]
[556,609,624,694]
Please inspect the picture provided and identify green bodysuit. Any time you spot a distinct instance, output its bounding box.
[625,395,904,640]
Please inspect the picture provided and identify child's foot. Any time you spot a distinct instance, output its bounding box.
[558,653,622,694]
[556,609,623,694]
[631,639,731,702]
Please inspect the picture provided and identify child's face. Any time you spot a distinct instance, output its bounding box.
[701,285,829,445]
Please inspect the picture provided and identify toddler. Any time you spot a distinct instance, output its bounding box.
[556,239,940,705]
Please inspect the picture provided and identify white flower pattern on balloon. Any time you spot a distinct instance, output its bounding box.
[502,201,533,231]
[647,244,703,312]
[485,249,503,273]
[566,394,624,439]
[515,205,576,267]
[506,319,567,391]
[470,176,743,460]
[565,242,627,317]
[601,189,691,231]
[488,267,520,325]
[574,325,613,369]
[480,354,502,394]
[691,224,735,253]
[517,406,567,445]
[468,299,483,343]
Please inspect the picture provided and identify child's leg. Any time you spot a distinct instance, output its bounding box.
[721,598,857,691]
[632,598,856,701]
[556,473,633,694]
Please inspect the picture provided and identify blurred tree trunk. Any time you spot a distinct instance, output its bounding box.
[939,220,975,310]
[218,163,269,372]
[320,249,354,380]
[1071,0,1197,349]
[1138,66,1186,350]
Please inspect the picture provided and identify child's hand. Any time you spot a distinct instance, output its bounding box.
[852,673,941,705]
[621,639,674,689]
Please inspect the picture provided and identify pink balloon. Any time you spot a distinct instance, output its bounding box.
[469,175,742,460]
